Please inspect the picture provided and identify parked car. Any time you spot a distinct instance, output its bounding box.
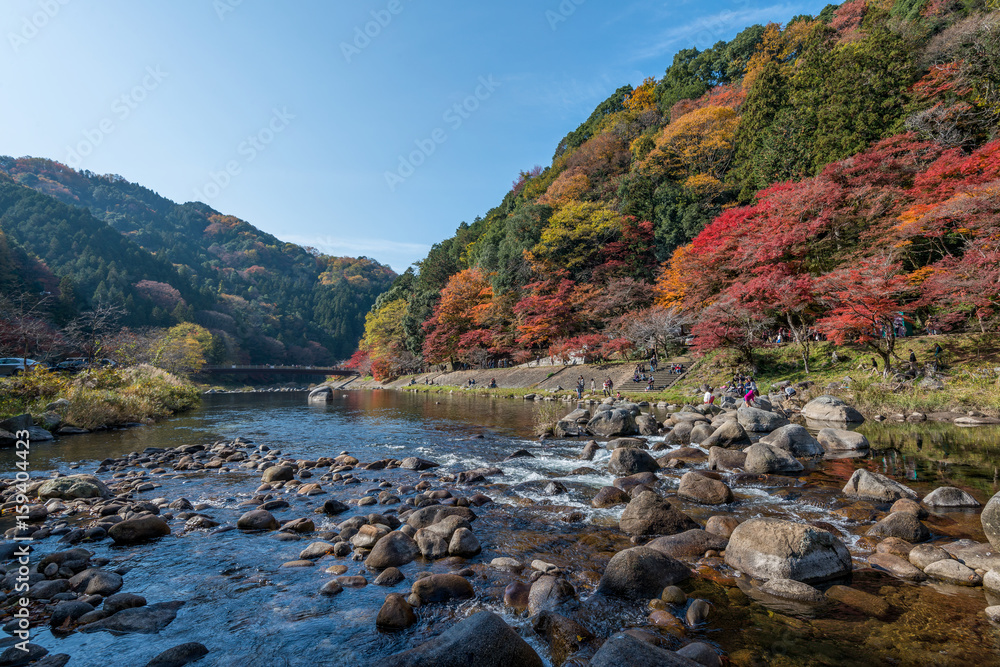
[0,357,45,377]
[55,358,118,373]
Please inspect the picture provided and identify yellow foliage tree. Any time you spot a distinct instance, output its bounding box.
[531,201,621,274]
[623,77,658,113]
[152,323,212,376]
[643,106,739,182]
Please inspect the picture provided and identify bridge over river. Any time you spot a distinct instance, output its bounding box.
[199,365,358,378]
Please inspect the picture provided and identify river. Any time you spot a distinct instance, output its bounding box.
[5,390,1000,666]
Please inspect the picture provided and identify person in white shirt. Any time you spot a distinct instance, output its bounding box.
[703,387,715,405]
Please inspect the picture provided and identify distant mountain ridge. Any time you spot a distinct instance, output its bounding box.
[0,157,395,363]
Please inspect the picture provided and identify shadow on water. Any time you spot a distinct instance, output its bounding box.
[6,391,1000,666]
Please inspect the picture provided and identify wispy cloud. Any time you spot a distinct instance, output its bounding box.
[631,3,807,61]
[284,234,430,270]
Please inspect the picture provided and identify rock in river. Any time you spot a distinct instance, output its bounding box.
[375,611,543,667]
[410,574,474,605]
[236,509,279,531]
[366,532,420,571]
[646,529,729,560]
[923,486,980,508]
[587,408,638,437]
[619,491,699,537]
[80,601,185,634]
[759,424,823,456]
[608,447,660,475]
[589,633,700,667]
[377,593,417,631]
[743,443,803,474]
[737,407,789,433]
[842,469,916,503]
[109,516,171,545]
[144,642,209,667]
[596,546,690,599]
[817,428,869,452]
[37,474,110,500]
[677,472,733,505]
[725,518,851,584]
[802,395,864,423]
[866,512,929,543]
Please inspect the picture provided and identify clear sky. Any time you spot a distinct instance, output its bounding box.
[1,0,828,272]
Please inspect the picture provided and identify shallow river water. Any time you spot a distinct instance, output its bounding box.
[5,390,1000,666]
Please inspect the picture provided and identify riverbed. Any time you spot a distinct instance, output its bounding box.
[5,390,1000,666]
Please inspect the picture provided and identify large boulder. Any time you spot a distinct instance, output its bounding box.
[375,611,543,667]
[708,446,746,472]
[410,574,474,605]
[759,425,823,456]
[605,437,647,451]
[108,516,171,545]
[37,475,110,500]
[261,465,294,483]
[80,601,184,634]
[645,529,729,560]
[608,448,660,476]
[366,532,420,571]
[737,407,789,433]
[843,469,916,503]
[144,643,210,667]
[587,409,638,437]
[866,512,930,543]
[307,386,333,404]
[743,443,804,474]
[701,420,752,449]
[619,491,699,537]
[377,593,417,631]
[677,472,733,505]
[817,428,869,452]
[724,517,852,583]
[405,506,476,530]
[527,575,577,615]
[236,509,279,531]
[592,486,631,508]
[595,546,690,599]
[802,395,864,423]
[983,491,1000,550]
[589,634,701,667]
[923,487,980,508]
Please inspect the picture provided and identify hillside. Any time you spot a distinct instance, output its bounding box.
[356,1,1000,379]
[0,160,395,363]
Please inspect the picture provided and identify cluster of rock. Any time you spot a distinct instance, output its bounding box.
[536,389,1000,661]
[0,543,201,666]
[204,387,308,395]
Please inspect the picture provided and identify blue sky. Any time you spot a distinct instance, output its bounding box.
[1,0,828,272]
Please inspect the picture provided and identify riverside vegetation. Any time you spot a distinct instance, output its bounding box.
[0,366,199,440]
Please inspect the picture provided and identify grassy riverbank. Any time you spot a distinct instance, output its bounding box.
[0,365,201,429]
[351,333,1000,417]
[680,334,1000,417]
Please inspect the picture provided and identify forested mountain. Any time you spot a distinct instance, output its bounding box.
[0,161,395,363]
[357,1,1000,378]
